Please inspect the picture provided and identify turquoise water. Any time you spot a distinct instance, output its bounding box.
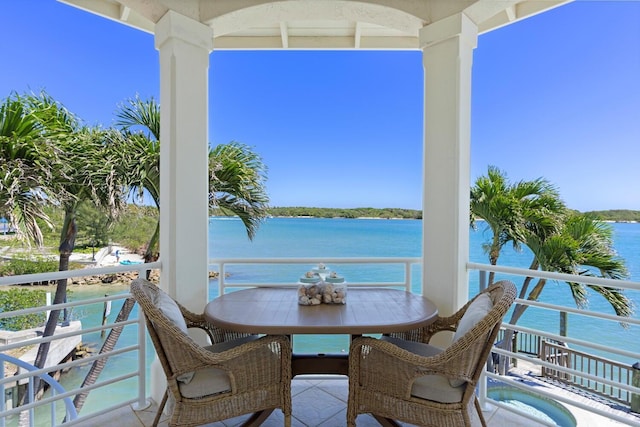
[47,217,640,419]
[488,386,577,427]
[207,217,640,361]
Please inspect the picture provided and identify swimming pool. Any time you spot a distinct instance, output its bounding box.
[488,386,577,427]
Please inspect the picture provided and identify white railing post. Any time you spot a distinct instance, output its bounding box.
[404,261,411,291]
[0,361,5,427]
[27,377,34,427]
[132,309,151,410]
[478,370,490,411]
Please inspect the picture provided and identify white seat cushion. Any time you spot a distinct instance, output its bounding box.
[149,290,193,382]
[380,336,464,403]
[178,335,260,398]
[151,290,188,334]
[449,293,493,386]
[452,293,492,344]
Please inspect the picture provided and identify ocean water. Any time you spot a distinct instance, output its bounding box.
[47,217,640,420]
[206,217,640,360]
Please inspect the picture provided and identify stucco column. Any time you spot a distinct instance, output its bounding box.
[420,13,477,319]
[155,11,213,310]
[150,11,213,408]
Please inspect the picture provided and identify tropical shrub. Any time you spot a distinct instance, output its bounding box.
[0,257,59,277]
[0,288,47,330]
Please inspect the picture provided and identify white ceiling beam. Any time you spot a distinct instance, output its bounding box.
[120,4,131,21]
[354,21,362,49]
[280,22,289,48]
[212,35,418,50]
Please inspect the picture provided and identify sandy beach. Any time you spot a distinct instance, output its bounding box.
[91,245,144,267]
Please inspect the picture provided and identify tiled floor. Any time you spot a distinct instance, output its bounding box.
[77,376,638,427]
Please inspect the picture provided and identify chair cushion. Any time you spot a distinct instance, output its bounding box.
[452,293,492,345]
[178,335,260,398]
[152,290,188,334]
[380,337,464,403]
[449,292,493,386]
[149,290,194,383]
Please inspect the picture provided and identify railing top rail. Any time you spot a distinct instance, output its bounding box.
[0,261,161,286]
[517,297,640,326]
[468,261,640,291]
[209,257,421,264]
[0,292,131,319]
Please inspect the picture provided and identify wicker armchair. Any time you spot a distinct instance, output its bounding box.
[347,280,516,427]
[130,278,292,427]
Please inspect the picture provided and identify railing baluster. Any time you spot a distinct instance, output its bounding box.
[0,362,5,427]
[27,376,34,427]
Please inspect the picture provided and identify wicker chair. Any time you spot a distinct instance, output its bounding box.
[347,280,517,427]
[130,278,292,427]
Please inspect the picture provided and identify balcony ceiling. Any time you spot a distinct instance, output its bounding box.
[59,0,570,49]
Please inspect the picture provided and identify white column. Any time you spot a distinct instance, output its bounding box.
[420,13,477,319]
[155,11,213,311]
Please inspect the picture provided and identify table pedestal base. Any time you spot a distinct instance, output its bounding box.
[292,353,349,376]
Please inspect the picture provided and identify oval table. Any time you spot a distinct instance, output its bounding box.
[204,287,439,376]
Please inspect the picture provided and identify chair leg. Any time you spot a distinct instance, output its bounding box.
[152,390,168,427]
[474,397,488,427]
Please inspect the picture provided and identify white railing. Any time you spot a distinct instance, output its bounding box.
[0,354,77,427]
[0,262,160,426]
[2,258,640,426]
[210,256,422,294]
[468,262,640,427]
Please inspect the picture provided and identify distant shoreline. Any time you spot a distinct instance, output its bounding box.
[246,207,640,222]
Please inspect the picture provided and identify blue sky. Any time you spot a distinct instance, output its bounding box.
[2,1,639,211]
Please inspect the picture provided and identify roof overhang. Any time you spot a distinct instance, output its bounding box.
[59,0,572,49]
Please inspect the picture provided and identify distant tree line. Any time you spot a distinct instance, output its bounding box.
[230,206,639,222]
[264,207,422,219]
[582,209,640,222]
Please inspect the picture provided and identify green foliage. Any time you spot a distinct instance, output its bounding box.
[584,210,640,222]
[0,288,47,330]
[262,207,422,219]
[0,257,58,277]
[76,201,112,249]
[111,204,158,252]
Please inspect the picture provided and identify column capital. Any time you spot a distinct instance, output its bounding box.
[155,10,214,52]
[419,12,477,50]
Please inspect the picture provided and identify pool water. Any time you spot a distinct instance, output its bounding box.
[488,386,577,427]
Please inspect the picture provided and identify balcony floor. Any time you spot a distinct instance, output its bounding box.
[78,377,634,427]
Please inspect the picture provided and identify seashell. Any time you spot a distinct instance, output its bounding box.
[299,295,310,305]
[307,285,319,297]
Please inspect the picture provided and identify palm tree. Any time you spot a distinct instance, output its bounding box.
[471,167,632,375]
[470,167,632,343]
[509,213,632,327]
[113,96,269,262]
[470,166,565,284]
[208,141,269,240]
[19,92,127,379]
[0,93,60,246]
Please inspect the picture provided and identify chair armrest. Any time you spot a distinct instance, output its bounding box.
[350,336,465,399]
[177,301,252,344]
[386,311,464,344]
[168,335,292,393]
